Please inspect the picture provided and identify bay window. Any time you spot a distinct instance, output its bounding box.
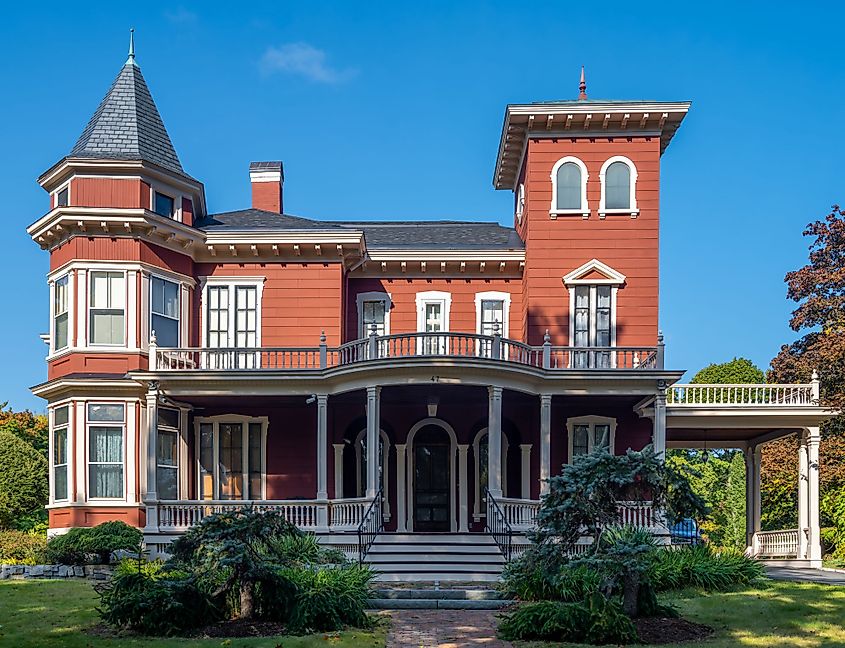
[90,271,125,346]
[52,406,69,501]
[151,276,180,347]
[196,417,266,500]
[54,275,69,351]
[156,407,180,500]
[88,403,125,499]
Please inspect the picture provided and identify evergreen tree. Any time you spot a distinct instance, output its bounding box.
[723,453,747,550]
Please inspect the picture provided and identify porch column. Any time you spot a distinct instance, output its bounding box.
[744,447,755,551]
[652,381,667,457]
[539,394,552,495]
[752,445,762,540]
[458,444,469,532]
[395,443,407,532]
[333,443,345,499]
[807,426,822,565]
[798,433,809,559]
[520,444,532,499]
[315,395,329,531]
[487,386,503,499]
[143,381,159,532]
[366,386,381,499]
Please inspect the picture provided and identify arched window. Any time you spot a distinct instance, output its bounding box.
[599,156,638,216]
[472,428,509,521]
[550,157,589,217]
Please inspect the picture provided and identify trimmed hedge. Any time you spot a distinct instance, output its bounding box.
[45,521,142,565]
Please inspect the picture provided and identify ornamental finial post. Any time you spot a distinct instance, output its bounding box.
[578,66,587,100]
[127,28,137,66]
[811,369,820,402]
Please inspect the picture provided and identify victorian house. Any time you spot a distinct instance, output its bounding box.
[28,44,829,580]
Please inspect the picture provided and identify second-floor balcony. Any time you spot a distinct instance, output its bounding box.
[151,330,663,373]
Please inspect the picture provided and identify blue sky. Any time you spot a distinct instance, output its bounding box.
[1,2,842,411]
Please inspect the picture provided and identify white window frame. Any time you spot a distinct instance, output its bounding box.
[549,156,590,218]
[515,183,525,224]
[86,402,127,501]
[474,291,511,338]
[415,291,451,354]
[53,181,70,209]
[148,181,184,223]
[149,274,182,348]
[563,259,626,350]
[356,291,392,338]
[51,273,73,354]
[88,270,127,347]
[156,407,181,500]
[598,156,639,218]
[50,405,70,503]
[194,415,268,500]
[200,277,265,348]
[566,415,617,462]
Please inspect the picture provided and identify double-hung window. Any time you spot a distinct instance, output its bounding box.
[156,408,180,500]
[88,403,125,499]
[90,271,125,346]
[56,185,69,208]
[54,275,69,351]
[197,418,266,500]
[568,416,615,461]
[151,277,180,347]
[572,285,612,368]
[53,406,69,501]
[204,281,262,368]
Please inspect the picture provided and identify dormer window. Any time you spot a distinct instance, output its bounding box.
[550,157,589,218]
[599,156,638,217]
[154,191,175,218]
[56,186,69,208]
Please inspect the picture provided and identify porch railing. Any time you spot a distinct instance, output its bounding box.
[753,528,801,558]
[667,384,817,406]
[499,497,541,531]
[357,488,383,563]
[485,489,513,560]
[329,496,370,530]
[152,330,661,373]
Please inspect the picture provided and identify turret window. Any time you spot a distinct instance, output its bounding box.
[54,275,69,351]
[599,156,638,217]
[550,157,589,217]
[154,191,175,218]
[89,271,126,346]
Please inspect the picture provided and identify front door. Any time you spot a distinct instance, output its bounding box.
[414,426,451,531]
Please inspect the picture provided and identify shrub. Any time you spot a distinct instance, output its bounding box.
[281,564,375,633]
[500,545,600,602]
[45,521,142,565]
[0,530,47,565]
[650,544,764,591]
[97,570,218,636]
[498,594,637,644]
[0,430,48,528]
[268,533,348,566]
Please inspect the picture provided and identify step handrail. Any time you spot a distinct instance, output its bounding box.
[357,487,384,563]
[484,488,513,561]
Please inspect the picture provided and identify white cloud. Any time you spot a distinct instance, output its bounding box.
[259,43,355,84]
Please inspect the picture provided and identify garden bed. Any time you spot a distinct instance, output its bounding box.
[634,617,713,644]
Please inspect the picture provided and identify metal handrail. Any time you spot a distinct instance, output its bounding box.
[356,487,384,563]
[484,488,513,561]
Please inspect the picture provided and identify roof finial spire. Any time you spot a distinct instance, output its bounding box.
[126,28,137,66]
[578,66,587,100]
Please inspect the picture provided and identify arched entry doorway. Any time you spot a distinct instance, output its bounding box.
[405,417,457,532]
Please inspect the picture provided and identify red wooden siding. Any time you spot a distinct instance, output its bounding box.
[70,177,145,209]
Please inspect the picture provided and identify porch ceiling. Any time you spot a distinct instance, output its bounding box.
[667,426,800,449]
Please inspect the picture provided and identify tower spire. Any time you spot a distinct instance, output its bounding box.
[578,66,587,100]
[126,28,136,67]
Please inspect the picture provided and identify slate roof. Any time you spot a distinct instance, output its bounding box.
[195,209,524,250]
[69,59,185,176]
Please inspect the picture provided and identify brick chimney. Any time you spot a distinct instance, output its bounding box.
[249,161,284,213]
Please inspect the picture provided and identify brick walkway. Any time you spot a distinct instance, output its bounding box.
[387,610,513,648]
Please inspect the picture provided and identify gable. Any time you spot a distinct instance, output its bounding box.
[562,258,626,285]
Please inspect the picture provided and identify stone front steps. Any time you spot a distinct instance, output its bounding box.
[368,586,513,610]
[364,533,506,583]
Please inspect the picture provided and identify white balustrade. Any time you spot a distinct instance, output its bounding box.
[152,500,325,531]
[499,497,541,530]
[328,497,369,530]
[753,529,800,558]
[616,501,656,527]
[667,384,815,407]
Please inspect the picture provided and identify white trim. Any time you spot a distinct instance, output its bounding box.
[472,427,510,521]
[515,183,525,224]
[562,259,627,286]
[474,291,511,339]
[549,156,589,218]
[148,178,185,224]
[147,272,185,347]
[85,401,128,501]
[194,415,269,500]
[87,269,128,348]
[51,181,71,209]
[566,415,617,462]
[415,290,452,332]
[199,277,266,349]
[48,260,196,287]
[598,156,639,218]
[249,170,283,183]
[356,291,392,338]
[406,417,458,533]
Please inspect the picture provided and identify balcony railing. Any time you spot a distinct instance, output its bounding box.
[152,330,662,373]
[667,384,817,407]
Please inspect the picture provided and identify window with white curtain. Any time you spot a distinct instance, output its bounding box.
[89,271,125,346]
[88,403,125,499]
[156,408,180,500]
[151,277,180,347]
[54,275,69,351]
[53,406,69,501]
[196,418,266,500]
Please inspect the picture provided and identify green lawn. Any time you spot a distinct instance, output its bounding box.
[0,580,386,648]
[516,581,845,647]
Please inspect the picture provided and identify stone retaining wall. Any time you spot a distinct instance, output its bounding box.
[0,564,114,580]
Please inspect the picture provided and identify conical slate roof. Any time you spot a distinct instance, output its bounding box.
[70,58,184,175]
